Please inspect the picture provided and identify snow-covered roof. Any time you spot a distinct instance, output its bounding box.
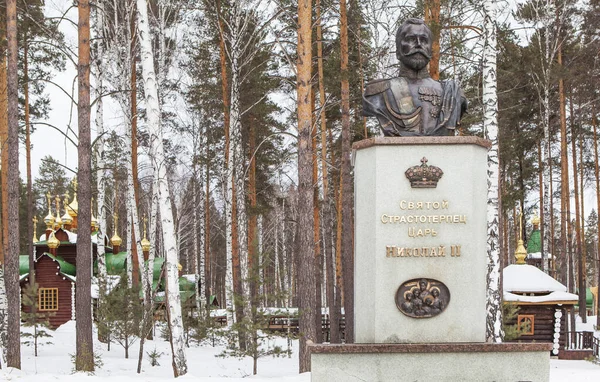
[503,264,578,305]
[39,230,78,243]
[504,291,578,304]
[504,264,566,293]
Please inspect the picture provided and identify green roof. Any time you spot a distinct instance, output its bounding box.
[20,256,29,275]
[45,253,76,276]
[528,229,541,253]
[105,252,128,274]
[21,254,75,277]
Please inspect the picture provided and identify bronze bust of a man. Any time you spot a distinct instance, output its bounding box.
[363,18,466,136]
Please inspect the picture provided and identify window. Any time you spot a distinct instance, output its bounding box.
[38,288,58,311]
[517,314,535,335]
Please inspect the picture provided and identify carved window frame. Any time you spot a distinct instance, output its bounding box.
[38,288,59,311]
[517,314,535,335]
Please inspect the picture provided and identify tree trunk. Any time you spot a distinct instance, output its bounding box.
[297,0,317,372]
[424,0,441,80]
[229,8,250,342]
[249,117,258,306]
[482,0,501,343]
[312,91,322,343]
[130,0,140,287]
[569,93,585,322]
[558,45,568,287]
[593,113,600,328]
[93,1,109,347]
[136,0,187,375]
[579,131,586,302]
[538,140,544,266]
[204,148,211,307]
[0,39,6,366]
[339,0,354,344]
[316,0,337,344]
[5,0,20,369]
[75,0,94,372]
[24,36,35,325]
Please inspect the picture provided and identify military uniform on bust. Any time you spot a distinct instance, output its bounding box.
[362,18,467,137]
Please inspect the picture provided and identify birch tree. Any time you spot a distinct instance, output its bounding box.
[482,0,502,343]
[136,0,187,375]
[93,0,109,294]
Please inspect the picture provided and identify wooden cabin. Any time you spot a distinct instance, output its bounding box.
[503,263,578,356]
[20,253,76,328]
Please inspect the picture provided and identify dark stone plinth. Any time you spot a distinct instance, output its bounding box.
[309,342,553,354]
[352,136,492,151]
[310,342,552,382]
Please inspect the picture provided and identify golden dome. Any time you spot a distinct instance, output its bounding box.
[33,216,39,243]
[111,212,121,247]
[67,178,78,217]
[532,214,540,226]
[54,195,63,229]
[141,215,150,251]
[177,263,183,272]
[67,195,78,217]
[111,233,122,247]
[515,239,527,265]
[47,231,60,249]
[62,192,73,226]
[141,237,151,252]
[44,192,55,228]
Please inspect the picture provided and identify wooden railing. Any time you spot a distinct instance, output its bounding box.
[564,331,599,359]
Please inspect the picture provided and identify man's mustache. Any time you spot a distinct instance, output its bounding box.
[405,49,431,59]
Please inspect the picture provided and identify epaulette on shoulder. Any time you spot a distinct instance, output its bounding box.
[364,78,391,96]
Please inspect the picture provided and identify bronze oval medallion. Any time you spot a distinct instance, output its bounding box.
[395,278,450,318]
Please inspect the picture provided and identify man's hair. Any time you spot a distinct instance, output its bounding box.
[395,18,433,56]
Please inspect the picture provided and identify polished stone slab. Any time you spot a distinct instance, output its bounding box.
[310,342,552,382]
[353,137,490,343]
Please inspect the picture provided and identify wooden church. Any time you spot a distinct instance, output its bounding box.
[19,187,194,329]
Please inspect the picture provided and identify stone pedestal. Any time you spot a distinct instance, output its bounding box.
[353,137,490,343]
[310,137,552,382]
[310,343,552,382]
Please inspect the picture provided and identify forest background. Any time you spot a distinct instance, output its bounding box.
[0,0,599,376]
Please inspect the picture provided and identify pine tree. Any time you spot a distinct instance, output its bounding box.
[75,0,95,372]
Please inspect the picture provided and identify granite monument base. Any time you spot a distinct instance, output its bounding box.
[310,343,552,382]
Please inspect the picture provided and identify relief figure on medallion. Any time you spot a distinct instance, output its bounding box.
[396,278,450,318]
[362,18,467,136]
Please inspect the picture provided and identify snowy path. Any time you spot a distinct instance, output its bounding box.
[2,320,599,381]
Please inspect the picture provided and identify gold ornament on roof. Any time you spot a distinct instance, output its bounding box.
[33,216,38,243]
[515,210,527,265]
[44,192,55,228]
[62,191,73,226]
[67,178,78,217]
[141,215,150,252]
[110,212,122,247]
[54,195,63,229]
[532,212,540,226]
[47,231,60,249]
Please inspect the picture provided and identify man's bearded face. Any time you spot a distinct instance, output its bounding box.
[397,24,432,71]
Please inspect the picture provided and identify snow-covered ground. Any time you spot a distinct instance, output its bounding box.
[2,318,599,381]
